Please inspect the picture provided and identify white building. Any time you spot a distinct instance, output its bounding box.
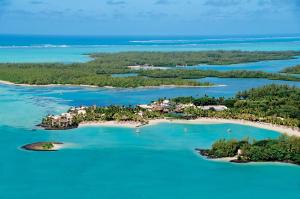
[199,105,228,111]
[138,104,152,109]
[77,109,87,115]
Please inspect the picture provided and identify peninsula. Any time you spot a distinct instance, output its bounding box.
[197,135,300,165]
[40,85,300,137]
[1,51,300,88]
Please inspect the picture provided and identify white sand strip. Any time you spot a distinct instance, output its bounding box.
[78,118,300,137]
[0,80,220,89]
[79,121,141,128]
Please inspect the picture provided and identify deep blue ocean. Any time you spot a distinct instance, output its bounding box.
[1,34,300,66]
[1,34,300,46]
[0,35,300,199]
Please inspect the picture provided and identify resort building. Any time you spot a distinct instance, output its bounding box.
[46,107,87,128]
[69,106,87,115]
[175,103,196,113]
[198,105,228,111]
[138,104,152,109]
[128,64,155,70]
[48,113,73,128]
[138,100,228,114]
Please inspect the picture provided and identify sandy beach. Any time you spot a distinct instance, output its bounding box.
[52,143,64,150]
[149,118,300,137]
[0,79,221,89]
[209,156,238,162]
[78,118,300,137]
[79,121,142,128]
[0,80,100,88]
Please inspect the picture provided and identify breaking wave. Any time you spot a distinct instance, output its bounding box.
[0,44,70,49]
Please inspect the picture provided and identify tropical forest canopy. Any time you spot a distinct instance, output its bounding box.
[1,51,300,87]
[281,65,300,74]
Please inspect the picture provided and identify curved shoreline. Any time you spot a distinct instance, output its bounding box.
[0,80,218,89]
[78,118,300,137]
[198,153,299,166]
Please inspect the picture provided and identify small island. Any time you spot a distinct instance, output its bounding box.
[196,135,300,165]
[22,142,63,151]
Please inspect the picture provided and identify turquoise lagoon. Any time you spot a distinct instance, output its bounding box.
[2,78,299,108]
[111,73,139,78]
[2,124,300,199]
[177,56,300,72]
[0,79,300,199]
[1,35,300,198]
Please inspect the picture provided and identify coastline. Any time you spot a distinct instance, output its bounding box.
[0,80,218,89]
[199,154,299,166]
[78,118,300,137]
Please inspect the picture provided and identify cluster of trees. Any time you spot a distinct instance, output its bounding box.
[138,69,300,81]
[85,106,144,122]
[203,139,246,158]
[0,64,209,87]
[281,65,300,74]
[202,135,300,165]
[174,85,300,127]
[235,84,300,121]
[172,95,236,107]
[73,106,163,124]
[91,51,300,66]
[42,143,54,150]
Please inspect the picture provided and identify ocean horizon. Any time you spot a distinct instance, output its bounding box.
[1,34,300,63]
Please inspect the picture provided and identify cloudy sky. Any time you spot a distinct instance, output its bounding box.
[0,0,299,35]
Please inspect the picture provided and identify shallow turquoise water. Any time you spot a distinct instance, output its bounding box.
[178,56,300,72]
[1,35,300,198]
[2,77,299,108]
[111,73,139,78]
[0,82,300,199]
[1,77,299,128]
[3,124,299,199]
[1,35,300,65]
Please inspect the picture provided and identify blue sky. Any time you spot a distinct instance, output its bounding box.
[0,0,299,35]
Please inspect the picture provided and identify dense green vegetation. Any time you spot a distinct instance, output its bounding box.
[91,51,300,66]
[42,85,300,129]
[281,65,300,74]
[172,95,236,107]
[42,143,54,150]
[174,84,300,127]
[82,106,161,123]
[1,51,300,87]
[0,64,207,87]
[138,69,300,81]
[200,135,300,165]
